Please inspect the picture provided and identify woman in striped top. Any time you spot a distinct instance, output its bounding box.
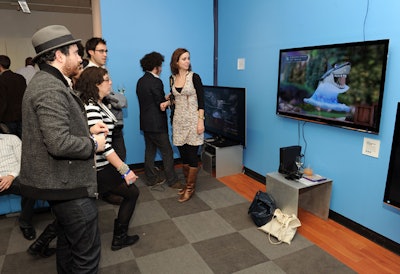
[76,67,140,251]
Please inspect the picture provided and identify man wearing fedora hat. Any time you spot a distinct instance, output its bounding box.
[20,25,107,273]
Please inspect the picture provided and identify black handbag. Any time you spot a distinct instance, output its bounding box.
[248,191,277,227]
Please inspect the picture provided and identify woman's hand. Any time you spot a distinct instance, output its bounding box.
[197,119,205,134]
[124,170,139,185]
[90,121,109,136]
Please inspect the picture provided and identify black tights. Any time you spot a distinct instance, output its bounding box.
[178,144,200,167]
[97,165,140,225]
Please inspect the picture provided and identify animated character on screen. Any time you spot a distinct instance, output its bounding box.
[304,62,351,112]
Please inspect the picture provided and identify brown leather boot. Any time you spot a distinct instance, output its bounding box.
[178,164,190,195]
[178,167,198,202]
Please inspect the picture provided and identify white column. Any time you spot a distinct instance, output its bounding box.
[91,0,102,37]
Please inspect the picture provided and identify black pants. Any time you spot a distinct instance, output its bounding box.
[97,164,140,225]
[177,144,200,167]
[144,132,178,186]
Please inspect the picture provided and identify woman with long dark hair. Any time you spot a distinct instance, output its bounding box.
[76,66,140,250]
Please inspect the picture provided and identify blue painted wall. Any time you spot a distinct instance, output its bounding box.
[101,0,400,244]
[100,0,214,164]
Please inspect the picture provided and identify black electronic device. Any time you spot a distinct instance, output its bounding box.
[384,102,400,209]
[203,85,246,147]
[276,39,389,134]
[278,145,302,177]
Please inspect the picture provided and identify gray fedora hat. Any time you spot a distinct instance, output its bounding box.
[32,25,81,61]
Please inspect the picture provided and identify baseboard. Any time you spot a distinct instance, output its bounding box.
[329,210,400,255]
[243,167,266,184]
[243,166,400,256]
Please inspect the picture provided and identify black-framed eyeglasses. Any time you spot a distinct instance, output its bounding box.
[95,49,108,54]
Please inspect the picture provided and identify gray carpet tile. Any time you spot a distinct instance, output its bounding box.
[99,259,140,274]
[159,195,212,218]
[192,232,269,274]
[274,245,356,274]
[131,219,189,257]
[0,172,356,273]
[136,244,213,274]
[214,202,255,231]
[173,210,236,243]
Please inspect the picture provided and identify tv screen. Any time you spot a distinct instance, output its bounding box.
[276,39,389,134]
[203,85,246,147]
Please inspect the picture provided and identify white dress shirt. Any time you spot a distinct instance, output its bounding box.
[0,134,21,178]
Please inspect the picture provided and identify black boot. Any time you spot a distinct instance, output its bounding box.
[111,219,139,251]
[27,221,57,258]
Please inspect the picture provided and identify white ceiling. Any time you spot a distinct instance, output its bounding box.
[0,0,91,14]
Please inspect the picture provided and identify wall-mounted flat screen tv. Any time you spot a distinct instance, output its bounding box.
[203,85,246,147]
[276,39,389,134]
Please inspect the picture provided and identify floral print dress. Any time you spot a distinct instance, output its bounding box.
[171,71,204,146]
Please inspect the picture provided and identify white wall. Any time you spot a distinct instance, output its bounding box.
[0,9,92,70]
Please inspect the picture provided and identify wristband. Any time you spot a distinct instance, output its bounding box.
[198,115,205,120]
[121,169,131,179]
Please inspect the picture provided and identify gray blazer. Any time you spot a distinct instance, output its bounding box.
[20,64,97,201]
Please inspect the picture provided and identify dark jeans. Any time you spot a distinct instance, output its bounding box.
[50,198,100,274]
[144,132,178,186]
[0,177,35,228]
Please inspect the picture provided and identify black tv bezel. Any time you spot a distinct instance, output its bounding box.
[203,85,246,147]
[276,39,389,134]
[384,102,400,210]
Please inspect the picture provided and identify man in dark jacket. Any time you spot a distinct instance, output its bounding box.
[20,25,106,273]
[0,55,27,138]
[136,51,183,189]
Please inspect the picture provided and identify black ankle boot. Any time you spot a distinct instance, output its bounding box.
[27,221,57,258]
[111,219,139,251]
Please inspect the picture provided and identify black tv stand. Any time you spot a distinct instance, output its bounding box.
[202,138,243,178]
[207,137,240,148]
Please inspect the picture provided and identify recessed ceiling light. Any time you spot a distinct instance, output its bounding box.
[18,0,31,14]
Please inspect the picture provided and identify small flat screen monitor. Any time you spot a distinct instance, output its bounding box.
[203,85,246,147]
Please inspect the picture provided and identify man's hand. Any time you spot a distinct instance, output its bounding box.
[0,175,14,192]
[160,101,170,111]
[93,134,106,152]
[90,121,109,136]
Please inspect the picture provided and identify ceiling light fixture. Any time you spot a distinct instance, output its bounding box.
[18,0,31,13]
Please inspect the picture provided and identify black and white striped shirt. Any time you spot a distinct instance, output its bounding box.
[85,101,116,170]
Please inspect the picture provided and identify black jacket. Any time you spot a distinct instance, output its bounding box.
[136,72,168,133]
[0,70,27,123]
